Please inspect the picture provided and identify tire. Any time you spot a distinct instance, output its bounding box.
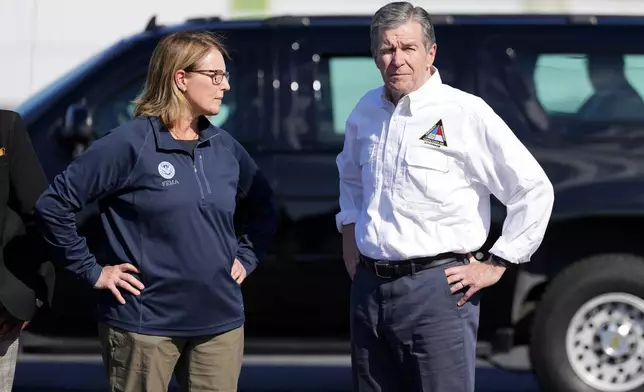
[530,254,644,392]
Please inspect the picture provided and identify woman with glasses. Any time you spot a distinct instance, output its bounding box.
[34,30,277,392]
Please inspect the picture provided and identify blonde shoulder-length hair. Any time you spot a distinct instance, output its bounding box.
[132,30,229,128]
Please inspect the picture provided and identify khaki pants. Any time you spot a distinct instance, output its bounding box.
[0,336,18,392]
[0,304,19,392]
[98,323,244,392]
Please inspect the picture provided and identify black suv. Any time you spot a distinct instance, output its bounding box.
[11,13,644,392]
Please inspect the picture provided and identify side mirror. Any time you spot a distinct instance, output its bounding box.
[62,103,95,159]
[62,103,93,140]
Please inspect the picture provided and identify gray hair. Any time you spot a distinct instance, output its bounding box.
[370,2,436,56]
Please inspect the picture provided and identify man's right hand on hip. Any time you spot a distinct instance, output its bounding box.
[342,224,360,280]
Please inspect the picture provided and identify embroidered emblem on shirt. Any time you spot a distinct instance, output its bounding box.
[0,147,5,156]
[419,119,447,147]
[158,161,175,179]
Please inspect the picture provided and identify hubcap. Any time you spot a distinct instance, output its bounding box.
[566,293,644,392]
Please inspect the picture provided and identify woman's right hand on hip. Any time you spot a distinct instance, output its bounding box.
[94,264,145,304]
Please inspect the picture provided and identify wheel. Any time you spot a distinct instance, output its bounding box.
[530,254,644,392]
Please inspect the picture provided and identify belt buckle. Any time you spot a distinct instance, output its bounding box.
[373,261,392,279]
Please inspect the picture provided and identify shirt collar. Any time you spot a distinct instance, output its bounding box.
[381,66,443,116]
[149,115,219,151]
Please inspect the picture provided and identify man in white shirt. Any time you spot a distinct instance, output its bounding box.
[335,2,555,391]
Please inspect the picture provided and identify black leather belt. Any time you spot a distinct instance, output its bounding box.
[361,253,462,279]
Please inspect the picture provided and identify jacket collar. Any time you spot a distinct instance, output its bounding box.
[149,116,219,151]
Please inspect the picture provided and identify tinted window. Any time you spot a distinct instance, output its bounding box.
[313,56,383,147]
[327,57,382,135]
[521,53,644,122]
[92,79,144,137]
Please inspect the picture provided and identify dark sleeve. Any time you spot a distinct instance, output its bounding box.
[7,112,48,217]
[229,136,277,275]
[4,112,53,308]
[34,130,135,286]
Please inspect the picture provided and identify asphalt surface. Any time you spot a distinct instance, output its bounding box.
[12,349,541,392]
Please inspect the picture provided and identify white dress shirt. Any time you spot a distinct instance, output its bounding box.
[335,67,554,264]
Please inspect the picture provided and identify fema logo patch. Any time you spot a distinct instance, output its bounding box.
[158,161,175,179]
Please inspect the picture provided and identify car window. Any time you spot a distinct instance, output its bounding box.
[91,79,144,138]
[522,53,644,123]
[327,57,383,136]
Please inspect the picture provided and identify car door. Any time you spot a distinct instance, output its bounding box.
[236,23,366,342]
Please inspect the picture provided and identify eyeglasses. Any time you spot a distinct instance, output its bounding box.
[185,69,230,85]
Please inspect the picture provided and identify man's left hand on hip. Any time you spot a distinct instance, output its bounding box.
[445,253,507,306]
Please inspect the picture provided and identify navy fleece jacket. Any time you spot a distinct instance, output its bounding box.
[35,116,276,336]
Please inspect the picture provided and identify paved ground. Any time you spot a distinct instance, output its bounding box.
[12,348,540,392]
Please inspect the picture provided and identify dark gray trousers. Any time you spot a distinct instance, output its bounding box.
[350,257,480,392]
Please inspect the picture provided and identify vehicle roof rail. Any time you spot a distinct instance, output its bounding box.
[185,16,222,24]
[264,16,312,27]
[427,15,456,24]
[566,15,600,25]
